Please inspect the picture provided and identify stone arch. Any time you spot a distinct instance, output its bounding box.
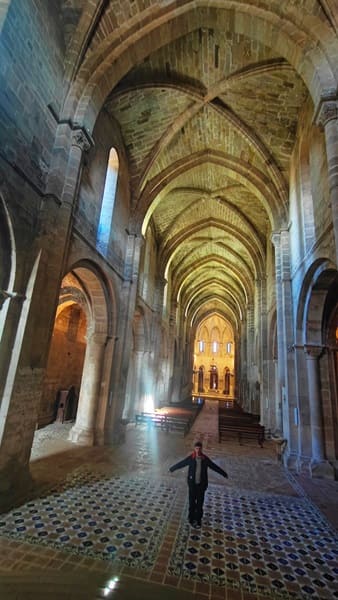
[37,276,89,429]
[194,312,235,396]
[59,261,117,446]
[139,152,283,233]
[160,216,265,279]
[296,258,337,345]
[0,193,16,345]
[200,325,208,345]
[296,259,338,474]
[65,3,337,131]
[322,272,338,461]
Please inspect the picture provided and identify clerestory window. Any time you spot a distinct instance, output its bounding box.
[96,148,119,256]
[198,340,205,352]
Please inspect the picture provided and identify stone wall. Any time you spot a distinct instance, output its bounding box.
[74,110,130,273]
[0,0,65,193]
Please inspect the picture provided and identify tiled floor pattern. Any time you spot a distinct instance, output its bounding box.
[0,466,337,599]
[168,485,338,599]
[1,402,338,599]
[0,471,177,570]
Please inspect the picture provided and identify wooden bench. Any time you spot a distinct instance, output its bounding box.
[219,423,265,447]
[219,414,257,425]
[135,412,192,436]
[166,415,192,435]
[135,412,166,429]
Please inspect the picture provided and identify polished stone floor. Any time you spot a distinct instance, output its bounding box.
[0,401,337,599]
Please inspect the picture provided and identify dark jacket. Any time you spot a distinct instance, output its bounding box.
[169,452,228,490]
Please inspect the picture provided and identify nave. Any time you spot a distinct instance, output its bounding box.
[0,401,337,600]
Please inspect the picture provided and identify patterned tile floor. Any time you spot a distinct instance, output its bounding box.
[168,486,338,599]
[0,472,178,569]
[0,401,337,600]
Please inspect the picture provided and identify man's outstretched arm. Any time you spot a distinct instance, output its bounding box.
[169,456,190,472]
[207,458,228,478]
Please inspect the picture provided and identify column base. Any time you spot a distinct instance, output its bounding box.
[68,425,94,446]
[295,456,313,475]
[103,423,126,445]
[271,428,283,438]
[285,452,299,470]
[94,428,105,446]
[310,459,335,479]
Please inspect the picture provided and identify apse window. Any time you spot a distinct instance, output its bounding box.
[212,341,218,353]
[96,148,119,256]
[226,342,232,354]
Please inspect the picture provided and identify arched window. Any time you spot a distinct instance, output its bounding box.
[96,148,119,256]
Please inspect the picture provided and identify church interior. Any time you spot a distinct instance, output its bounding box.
[0,1,338,598]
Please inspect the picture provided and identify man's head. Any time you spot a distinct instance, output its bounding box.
[194,441,203,455]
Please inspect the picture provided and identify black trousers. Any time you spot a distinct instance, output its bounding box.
[188,483,205,523]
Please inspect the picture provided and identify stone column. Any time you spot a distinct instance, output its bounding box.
[257,276,268,423]
[271,228,299,466]
[271,233,284,433]
[245,302,254,412]
[152,276,167,405]
[0,124,93,510]
[152,276,167,357]
[132,350,144,414]
[316,96,338,261]
[238,314,248,409]
[69,332,107,445]
[169,300,180,403]
[103,233,144,443]
[304,345,334,478]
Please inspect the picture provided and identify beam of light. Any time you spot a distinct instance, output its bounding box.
[143,393,154,413]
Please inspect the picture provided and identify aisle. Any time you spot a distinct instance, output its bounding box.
[186,399,220,449]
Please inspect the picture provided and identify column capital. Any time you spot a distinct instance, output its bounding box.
[155,276,167,288]
[71,126,94,152]
[126,230,144,248]
[304,344,324,359]
[86,331,108,345]
[271,225,290,247]
[271,231,280,246]
[315,93,338,128]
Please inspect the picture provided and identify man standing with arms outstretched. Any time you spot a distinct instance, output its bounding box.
[169,440,228,528]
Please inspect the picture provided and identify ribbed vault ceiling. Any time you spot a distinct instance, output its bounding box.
[67,2,321,331]
[104,19,309,329]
